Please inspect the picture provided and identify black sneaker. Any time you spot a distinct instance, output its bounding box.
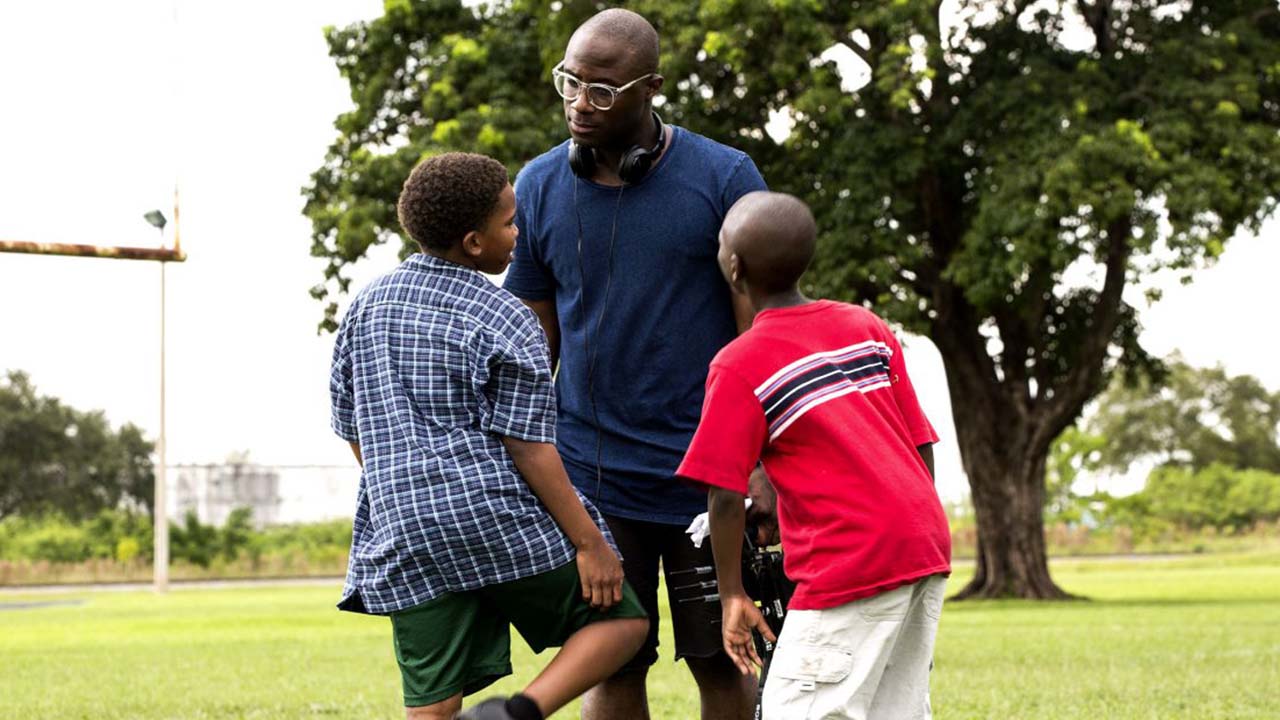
[454,697,514,720]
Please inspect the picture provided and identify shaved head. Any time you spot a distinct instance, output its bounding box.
[568,8,660,76]
[720,192,817,294]
[561,9,664,155]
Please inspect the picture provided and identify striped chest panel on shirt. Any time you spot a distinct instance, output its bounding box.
[754,340,894,441]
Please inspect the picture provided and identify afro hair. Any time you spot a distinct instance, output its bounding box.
[397,152,510,252]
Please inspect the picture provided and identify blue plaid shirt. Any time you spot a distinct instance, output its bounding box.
[330,253,605,615]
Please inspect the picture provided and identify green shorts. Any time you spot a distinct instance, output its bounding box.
[389,560,647,707]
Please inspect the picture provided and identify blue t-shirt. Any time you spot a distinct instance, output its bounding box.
[504,126,767,524]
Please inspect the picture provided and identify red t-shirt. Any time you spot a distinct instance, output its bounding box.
[676,300,951,611]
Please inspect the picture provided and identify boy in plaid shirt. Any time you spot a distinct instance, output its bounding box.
[330,153,648,720]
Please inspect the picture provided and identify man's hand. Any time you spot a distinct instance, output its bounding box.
[576,542,624,610]
[720,592,776,675]
[745,465,780,547]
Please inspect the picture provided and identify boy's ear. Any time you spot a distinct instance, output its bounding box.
[729,253,746,290]
[461,230,483,258]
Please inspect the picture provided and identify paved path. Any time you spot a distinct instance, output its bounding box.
[0,553,1205,596]
[0,576,343,595]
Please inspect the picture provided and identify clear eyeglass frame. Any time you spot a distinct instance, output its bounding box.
[551,60,656,111]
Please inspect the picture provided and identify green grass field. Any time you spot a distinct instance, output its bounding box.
[3,552,1277,719]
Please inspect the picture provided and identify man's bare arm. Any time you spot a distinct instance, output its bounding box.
[521,298,560,370]
[348,441,363,468]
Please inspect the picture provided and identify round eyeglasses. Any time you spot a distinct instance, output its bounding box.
[552,61,656,111]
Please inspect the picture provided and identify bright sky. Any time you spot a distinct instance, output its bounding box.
[1,1,1276,504]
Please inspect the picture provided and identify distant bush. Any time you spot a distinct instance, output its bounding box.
[15,521,92,563]
[1094,464,1280,539]
[115,537,141,563]
[0,510,352,574]
[170,511,220,568]
[944,464,1280,558]
[0,510,151,564]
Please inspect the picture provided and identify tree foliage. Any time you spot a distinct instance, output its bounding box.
[1044,425,1106,522]
[303,0,1280,597]
[1143,463,1280,531]
[1097,463,1280,535]
[1083,354,1280,474]
[0,371,154,520]
[1050,358,1279,534]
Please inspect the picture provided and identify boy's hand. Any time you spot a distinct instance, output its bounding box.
[720,592,776,675]
[498,437,625,610]
[576,542,624,610]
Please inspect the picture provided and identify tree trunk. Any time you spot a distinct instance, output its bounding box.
[932,297,1076,600]
[952,444,1073,599]
[919,166,1131,601]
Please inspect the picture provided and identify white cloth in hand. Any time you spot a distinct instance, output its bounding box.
[685,498,751,548]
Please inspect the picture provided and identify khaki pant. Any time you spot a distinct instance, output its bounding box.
[762,575,946,720]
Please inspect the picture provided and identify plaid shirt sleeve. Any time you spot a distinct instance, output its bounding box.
[329,308,358,442]
[477,320,557,443]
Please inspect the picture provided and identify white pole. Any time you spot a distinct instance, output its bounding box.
[155,0,180,593]
[155,260,169,592]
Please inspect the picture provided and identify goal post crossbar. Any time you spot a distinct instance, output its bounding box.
[0,239,186,263]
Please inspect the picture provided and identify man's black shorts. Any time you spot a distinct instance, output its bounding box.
[605,513,728,673]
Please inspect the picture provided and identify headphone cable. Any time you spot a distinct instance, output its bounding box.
[574,180,624,506]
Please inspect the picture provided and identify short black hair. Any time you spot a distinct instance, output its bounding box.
[397,152,509,252]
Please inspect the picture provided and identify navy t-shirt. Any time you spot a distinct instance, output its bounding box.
[504,126,767,524]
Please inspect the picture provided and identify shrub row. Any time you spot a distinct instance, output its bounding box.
[0,509,352,567]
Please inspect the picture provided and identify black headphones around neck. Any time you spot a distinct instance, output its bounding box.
[569,113,666,503]
[568,111,666,185]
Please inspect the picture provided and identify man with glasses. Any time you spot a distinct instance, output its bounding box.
[503,8,767,720]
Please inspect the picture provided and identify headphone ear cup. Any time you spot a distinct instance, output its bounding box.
[618,112,665,185]
[568,141,596,179]
[617,147,654,185]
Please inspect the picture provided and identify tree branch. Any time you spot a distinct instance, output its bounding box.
[844,38,875,70]
[919,168,963,262]
[818,8,875,71]
[1035,220,1131,453]
[903,267,935,301]
[1078,0,1112,55]
[920,163,997,400]
[932,282,1013,464]
[993,305,1032,418]
[1252,5,1279,24]
[921,1,955,120]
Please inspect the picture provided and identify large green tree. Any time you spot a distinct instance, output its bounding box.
[0,371,155,520]
[304,0,1280,598]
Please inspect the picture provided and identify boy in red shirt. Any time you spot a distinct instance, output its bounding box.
[676,192,951,719]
